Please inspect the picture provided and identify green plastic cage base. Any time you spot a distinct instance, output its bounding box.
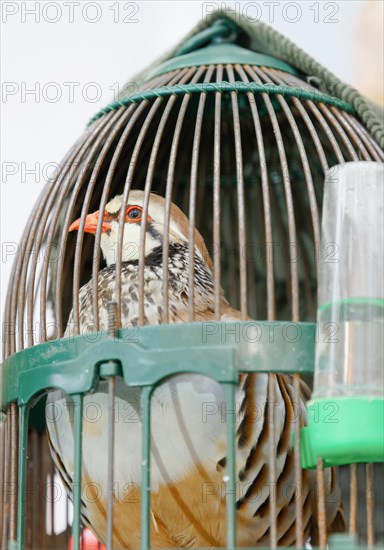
[328,534,384,550]
[1,321,317,410]
[304,397,384,466]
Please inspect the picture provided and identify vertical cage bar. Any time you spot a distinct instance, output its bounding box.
[138,67,200,325]
[265,71,332,294]
[161,86,193,322]
[213,65,223,319]
[329,107,371,160]
[349,463,358,536]
[51,114,115,337]
[40,433,53,546]
[346,114,384,160]
[25,431,32,549]
[224,383,237,549]
[316,458,327,548]
[106,302,117,550]
[62,112,118,334]
[106,376,116,550]
[72,394,83,550]
[346,113,384,160]
[246,65,300,321]
[188,80,210,321]
[16,404,29,550]
[139,95,177,325]
[89,102,137,320]
[258,66,321,277]
[1,414,10,549]
[3,195,39,356]
[15,183,53,350]
[236,63,275,318]
[140,386,152,550]
[162,66,205,323]
[71,109,126,333]
[319,104,359,161]
[293,373,303,548]
[305,101,345,164]
[9,403,18,544]
[268,69,330,173]
[12,135,83,350]
[3,260,16,357]
[142,69,179,91]
[25,135,90,346]
[49,461,56,540]
[87,106,135,331]
[366,463,375,547]
[114,100,151,324]
[34,135,94,343]
[31,430,40,549]
[227,65,247,319]
[242,65,284,549]
[221,167,238,309]
[295,100,329,172]
[267,375,277,548]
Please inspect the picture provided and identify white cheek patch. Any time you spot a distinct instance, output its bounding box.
[121,223,141,261]
[101,224,140,266]
[100,222,161,266]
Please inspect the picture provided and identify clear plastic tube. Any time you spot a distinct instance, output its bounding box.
[314,162,384,398]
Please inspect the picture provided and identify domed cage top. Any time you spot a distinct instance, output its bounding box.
[1,12,383,550]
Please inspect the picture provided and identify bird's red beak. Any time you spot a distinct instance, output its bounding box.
[68,211,112,234]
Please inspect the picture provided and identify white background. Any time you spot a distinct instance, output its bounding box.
[0,0,376,344]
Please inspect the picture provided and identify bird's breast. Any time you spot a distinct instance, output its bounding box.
[65,258,216,337]
[47,375,228,494]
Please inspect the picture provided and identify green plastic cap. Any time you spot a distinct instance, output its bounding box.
[306,397,384,465]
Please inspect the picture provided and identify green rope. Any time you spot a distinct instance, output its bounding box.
[89,81,354,125]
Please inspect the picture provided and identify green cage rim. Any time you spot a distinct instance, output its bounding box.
[89,81,355,125]
[1,321,317,408]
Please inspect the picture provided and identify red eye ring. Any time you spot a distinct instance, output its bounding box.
[125,205,143,223]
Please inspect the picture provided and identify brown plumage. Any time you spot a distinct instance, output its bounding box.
[47,191,343,547]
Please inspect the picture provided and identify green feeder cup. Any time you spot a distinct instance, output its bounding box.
[307,161,384,465]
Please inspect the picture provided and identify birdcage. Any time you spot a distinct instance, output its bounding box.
[1,11,383,550]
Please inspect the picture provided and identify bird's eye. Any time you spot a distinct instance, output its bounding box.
[126,206,142,222]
